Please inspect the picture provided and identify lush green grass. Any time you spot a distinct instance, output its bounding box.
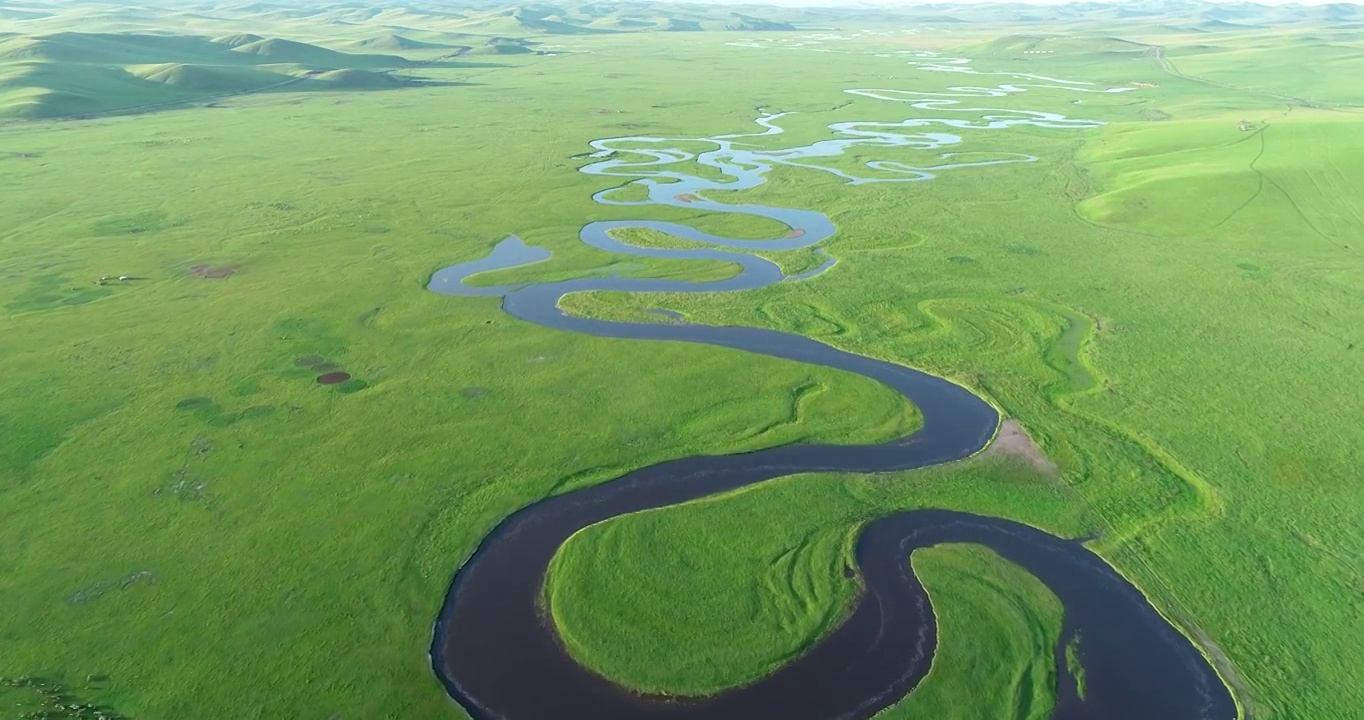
[1165,31,1364,106]
[892,543,1066,720]
[548,461,1083,696]
[4,4,1364,720]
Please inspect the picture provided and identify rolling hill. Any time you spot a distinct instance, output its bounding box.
[304,67,413,88]
[345,33,459,52]
[4,0,1362,121]
[129,61,289,91]
[0,29,422,119]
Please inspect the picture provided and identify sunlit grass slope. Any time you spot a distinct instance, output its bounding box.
[1078,110,1364,242]
[1166,31,1364,106]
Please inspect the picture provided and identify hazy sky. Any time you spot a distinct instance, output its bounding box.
[713,0,1364,12]
[743,0,1362,5]
[870,0,1360,4]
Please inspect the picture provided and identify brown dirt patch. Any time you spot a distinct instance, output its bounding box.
[984,419,1058,475]
[317,372,351,385]
[785,228,807,239]
[189,264,236,279]
[674,193,700,203]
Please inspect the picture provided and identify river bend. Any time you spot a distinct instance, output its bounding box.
[426,73,1237,720]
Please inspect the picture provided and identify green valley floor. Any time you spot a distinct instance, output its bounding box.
[2,4,1362,719]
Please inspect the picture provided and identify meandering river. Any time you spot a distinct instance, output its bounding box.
[426,68,1237,720]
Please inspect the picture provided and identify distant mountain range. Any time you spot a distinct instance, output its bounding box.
[4,0,1358,38]
[1,0,1359,120]
[180,0,1363,28]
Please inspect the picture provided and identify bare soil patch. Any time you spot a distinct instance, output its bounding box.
[189,264,236,279]
[985,419,1058,475]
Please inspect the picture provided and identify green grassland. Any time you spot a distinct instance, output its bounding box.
[0,20,929,720]
[547,462,1083,698]
[1159,31,1364,107]
[2,2,1364,720]
[551,21,1364,720]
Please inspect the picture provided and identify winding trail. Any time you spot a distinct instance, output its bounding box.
[426,64,1237,720]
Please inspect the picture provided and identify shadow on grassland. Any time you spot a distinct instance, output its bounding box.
[0,30,502,121]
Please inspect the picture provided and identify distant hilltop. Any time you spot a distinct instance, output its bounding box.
[4,1,1359,42]
[2,0,1359,121]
